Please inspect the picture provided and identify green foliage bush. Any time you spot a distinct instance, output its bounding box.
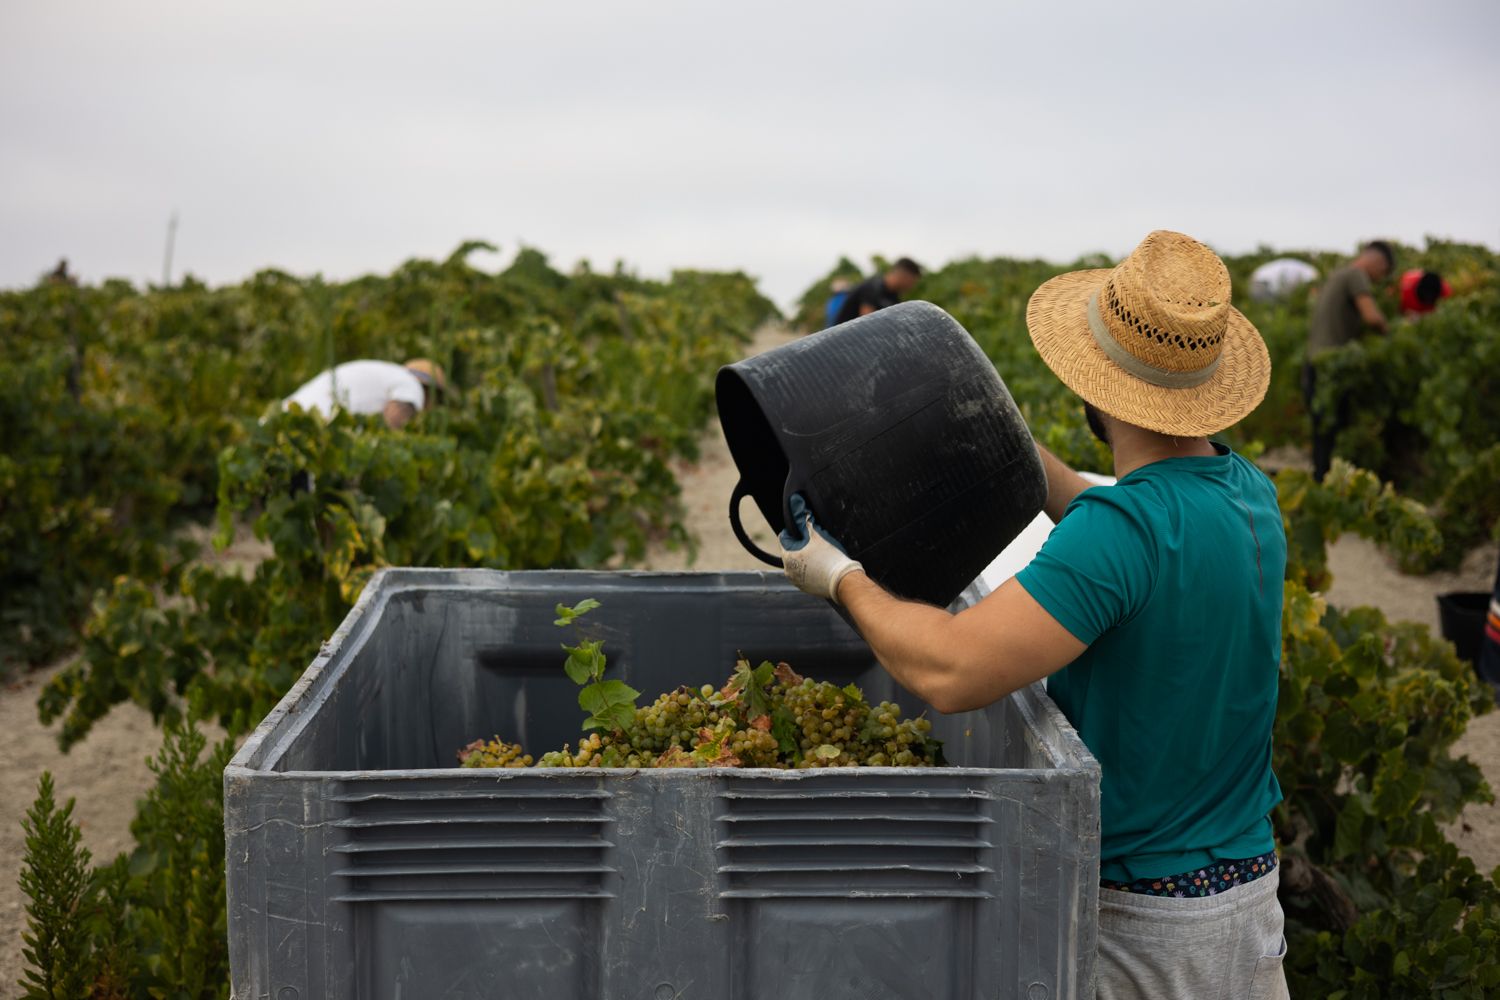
[1,244,777,674]
[1270,470,1498,996]
[17,724,245,1000]
[34,254,772,744]
[18,772,95,1000]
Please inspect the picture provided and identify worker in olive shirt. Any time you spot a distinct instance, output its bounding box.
[1304,240,1393,480]
[832,258,922,325]
[781,232,1288,999]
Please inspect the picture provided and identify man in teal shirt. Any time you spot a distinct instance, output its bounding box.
[780,231,1289,999]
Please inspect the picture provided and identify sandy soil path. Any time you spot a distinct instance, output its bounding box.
[639,322,800,572]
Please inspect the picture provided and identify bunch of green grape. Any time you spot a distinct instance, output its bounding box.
[777,679,936,767]
[537,731,653,768]
[628,685,722,754]
[462,662,942,770]
[457,737,534,768]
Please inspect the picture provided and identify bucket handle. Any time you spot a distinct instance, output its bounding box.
[729,480,784,569]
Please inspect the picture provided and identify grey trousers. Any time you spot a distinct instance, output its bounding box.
[1095,868,1290,1000]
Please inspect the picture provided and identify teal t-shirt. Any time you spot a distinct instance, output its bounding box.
[1015,445,1286,882]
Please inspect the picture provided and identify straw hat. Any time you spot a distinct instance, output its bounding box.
[403,358,449,395]
[1026,230,1270,437]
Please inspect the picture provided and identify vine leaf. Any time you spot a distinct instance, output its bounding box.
[727,659,776,720]
[771,706,801,762]
[562,639,604,685]
[579,679,640,733]
[554,598,601,627]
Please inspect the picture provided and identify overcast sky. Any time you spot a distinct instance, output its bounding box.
[3,1,1498,304]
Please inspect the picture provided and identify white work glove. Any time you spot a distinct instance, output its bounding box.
[779,494,863,603]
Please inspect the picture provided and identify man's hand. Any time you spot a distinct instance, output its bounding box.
[778,495,863,602]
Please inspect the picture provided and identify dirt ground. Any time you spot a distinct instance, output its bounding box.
[2,322,1497,992]
[639,323,800,573]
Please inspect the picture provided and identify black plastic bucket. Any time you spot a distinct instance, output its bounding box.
[1437,591,1488,666]
[715,300,1046,608]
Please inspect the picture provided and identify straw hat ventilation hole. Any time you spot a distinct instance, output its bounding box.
[1102,283,1225,353]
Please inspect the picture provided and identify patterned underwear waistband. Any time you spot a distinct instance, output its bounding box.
[1100,852,1278,897]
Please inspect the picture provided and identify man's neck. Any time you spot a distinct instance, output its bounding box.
[1109,428,1217,478]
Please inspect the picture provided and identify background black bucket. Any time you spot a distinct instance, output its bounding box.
[715,300,1046,608]
[1437,591,1488,667]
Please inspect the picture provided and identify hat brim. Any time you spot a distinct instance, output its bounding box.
[1025,269,1271,438]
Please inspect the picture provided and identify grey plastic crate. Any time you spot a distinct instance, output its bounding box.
[226,569,1100,1000]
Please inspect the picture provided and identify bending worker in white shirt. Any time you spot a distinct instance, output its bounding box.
[283,358,447,430]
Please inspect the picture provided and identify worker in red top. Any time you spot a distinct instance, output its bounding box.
[1398,268,1451,316]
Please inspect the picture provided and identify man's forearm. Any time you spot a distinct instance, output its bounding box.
[835,571,971,712]
[1036,443,1091,522]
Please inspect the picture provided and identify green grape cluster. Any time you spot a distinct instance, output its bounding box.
[726,725,782,767]
[536,731,653,768]
[629,685,722,754]
[776,679,936,767]
[457,737,534,768]
[461,660,943,770]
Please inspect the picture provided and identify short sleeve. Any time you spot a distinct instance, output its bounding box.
[1014,490,1159,645]
[386,373,425,409]
[1345,268,1372,299]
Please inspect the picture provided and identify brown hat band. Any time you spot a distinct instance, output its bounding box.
[1086,291,1221,389]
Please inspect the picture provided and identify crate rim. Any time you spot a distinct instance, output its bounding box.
[228,567,1100,782]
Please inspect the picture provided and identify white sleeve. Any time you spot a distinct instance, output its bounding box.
[387,373,425,409]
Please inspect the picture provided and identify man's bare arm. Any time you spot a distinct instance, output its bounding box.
[1036,443,1092,522]
[1354,293,1388,333]
[836,571,1084,713]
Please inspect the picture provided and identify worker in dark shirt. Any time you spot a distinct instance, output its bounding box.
[1303,240,1393,481]
[833,258,922,325]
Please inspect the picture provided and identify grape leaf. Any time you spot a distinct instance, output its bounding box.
[727,659,776,720]
[723,658,751,693]
[553,598,601,627]
[655,746,695,768]
[923,735,946,766]
[578,678,639,732]
[690,725,742,767]
[814,744,841,760]
[771,706,801,762]
[561,639,604,685]
[773,661,804,687]
[841,682,866,706]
